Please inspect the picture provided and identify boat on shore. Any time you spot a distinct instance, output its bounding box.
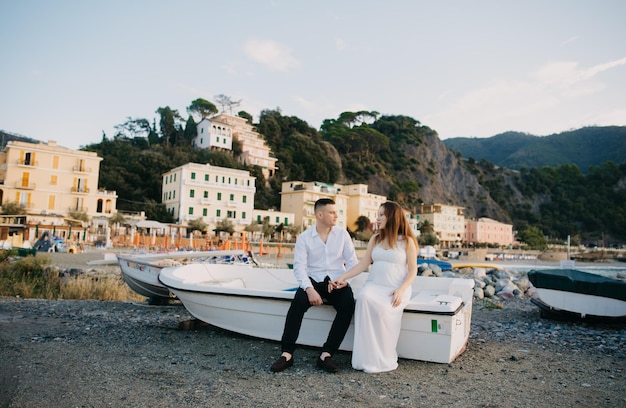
[159,263,475,364]
[117,250,256,304]
[528,268,626,322]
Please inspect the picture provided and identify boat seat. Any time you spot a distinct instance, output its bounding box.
[196,277,246,288]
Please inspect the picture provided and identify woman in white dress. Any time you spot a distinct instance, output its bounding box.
[331,201,418,373]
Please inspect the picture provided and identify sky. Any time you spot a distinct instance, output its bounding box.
[1,0,625,150]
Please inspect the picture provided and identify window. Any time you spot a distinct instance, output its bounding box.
[48,195,55,210]
[205,174,209,181]
[50,175,57,185]
[217,192,222,200]
[242,212,246,219]
[203,191,208,198]
[227,210,236,218]
[284,218,289,226]
[191,172,196,180]
[229,194,234,201]
[52,156,59,169]
[203,208,207,216]
[242,195,247,203]
[189,207,194,215]
[216,209,221,217]
[190,189,195,198]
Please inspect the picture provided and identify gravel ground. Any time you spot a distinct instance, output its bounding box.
[1,251,625,407]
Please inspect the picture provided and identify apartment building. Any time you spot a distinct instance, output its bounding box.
[280,181,349,229]
[212,114,277,180]
[343,184,387,231]
[162,162,255,232]
[417,203,465,247]
[192,118,233,150]
[252,209,294,228]
[0,140,117,219]
[464,217,514,247]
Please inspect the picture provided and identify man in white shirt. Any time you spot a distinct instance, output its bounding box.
[270,198,359,373]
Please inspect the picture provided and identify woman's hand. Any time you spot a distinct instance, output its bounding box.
[329,280,347,292]
[390,288,403,307]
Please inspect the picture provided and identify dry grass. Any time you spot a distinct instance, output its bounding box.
[60,274,145,301]
[0,250,145,302]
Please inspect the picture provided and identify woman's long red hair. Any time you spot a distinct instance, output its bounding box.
[375,201,418,249]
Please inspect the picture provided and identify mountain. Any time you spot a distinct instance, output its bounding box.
[443,126,626,172]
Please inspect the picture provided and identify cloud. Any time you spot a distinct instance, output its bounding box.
[335,37,347,51]
[244,38,298,72]
[535,56,626,88]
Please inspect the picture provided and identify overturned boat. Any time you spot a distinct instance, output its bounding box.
[528,268,626,322]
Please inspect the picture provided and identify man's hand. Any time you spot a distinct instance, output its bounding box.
[306,287,323,306]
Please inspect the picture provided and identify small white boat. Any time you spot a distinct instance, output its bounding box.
[159,263,475,363]
[117,250,256,303]
[528,269,626,322]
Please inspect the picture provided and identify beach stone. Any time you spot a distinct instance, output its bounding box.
[473,287,484,299]
[429,264,443,276]
[458,267,473,275]
[441,271,461,278]
[420,269,434,277]
[483,285,495,297]
[473,279,486,289]
[495,278,513,292]
[514,277,530,293]
[473,268,488,280]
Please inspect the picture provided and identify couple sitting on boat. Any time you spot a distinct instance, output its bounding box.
[270,198,418,374]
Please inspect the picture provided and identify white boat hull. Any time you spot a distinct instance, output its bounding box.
[160,264,475,363]
[533,288,626,318]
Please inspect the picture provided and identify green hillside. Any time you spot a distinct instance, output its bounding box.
[443,126,626,172]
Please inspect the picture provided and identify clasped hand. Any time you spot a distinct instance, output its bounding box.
[328,279,347,292]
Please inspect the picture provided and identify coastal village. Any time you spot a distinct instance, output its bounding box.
[0,112,516,259]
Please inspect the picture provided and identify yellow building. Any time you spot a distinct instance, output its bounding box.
[280,181,388,232]
[280,181,349,229]
[162,162,256,232]
[343,184,387,231]
[0,140,117,219]
[417,203,465,248]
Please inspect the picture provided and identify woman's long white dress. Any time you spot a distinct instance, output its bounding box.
[352,239,412,373]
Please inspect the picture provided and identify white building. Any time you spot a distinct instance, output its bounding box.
[192,118,233,150]
[162,163,255,232]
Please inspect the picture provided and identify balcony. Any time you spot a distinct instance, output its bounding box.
[71,187,90,194]
[72,165,92,173]
[14,181,36,189]
[17,159,38,167]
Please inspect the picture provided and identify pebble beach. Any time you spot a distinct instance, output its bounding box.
[1,251,625,407]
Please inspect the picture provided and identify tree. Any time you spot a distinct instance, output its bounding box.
[187,218,208,234]
[187,98,218,121]
[156,106,184,147]
[213,218,234,235]
[0,201,26,215]
[517,226,548,250]
[238,111,253,124]
[355,215,371,232]
[214,94,241,114]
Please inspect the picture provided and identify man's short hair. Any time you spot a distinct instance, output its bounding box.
[314,198,335,213]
